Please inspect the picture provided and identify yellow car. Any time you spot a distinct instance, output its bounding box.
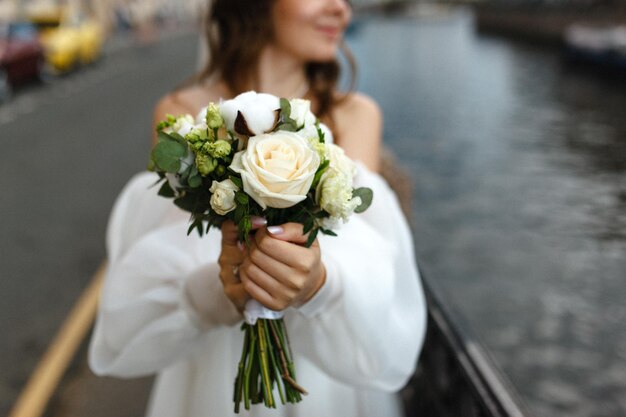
[31,10,104,74]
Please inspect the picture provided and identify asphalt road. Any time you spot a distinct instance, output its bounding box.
[0,31,199,416]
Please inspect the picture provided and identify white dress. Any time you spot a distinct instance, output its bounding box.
[89,162,427,417]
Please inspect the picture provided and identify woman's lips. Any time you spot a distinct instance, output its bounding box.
[316,25,342,39]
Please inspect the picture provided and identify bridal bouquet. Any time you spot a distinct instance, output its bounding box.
[148,91,373,412]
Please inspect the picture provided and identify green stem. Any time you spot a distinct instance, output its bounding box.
[264,320,286,405]
[233,325,250,413]
[257,320,275,408]
[269,320,308,396]
[243,328,257,410]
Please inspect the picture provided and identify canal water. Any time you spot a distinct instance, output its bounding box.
[347,9,626,417]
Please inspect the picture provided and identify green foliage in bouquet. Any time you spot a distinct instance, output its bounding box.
[148,99,372,247]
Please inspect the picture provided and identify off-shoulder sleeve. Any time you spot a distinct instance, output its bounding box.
[88,173,241,378]
[290,163,427,391]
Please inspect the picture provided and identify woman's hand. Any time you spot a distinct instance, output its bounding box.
[218,220,251,312]
[239,223,326,311]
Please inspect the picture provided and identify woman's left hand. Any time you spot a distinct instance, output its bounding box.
[239,223,326,311]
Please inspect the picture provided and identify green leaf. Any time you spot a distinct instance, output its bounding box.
[188,174,202,188]
[311,160,330,189]
[305,228,319,248]
[157,130,172,143]
[353,187,374,213]
[320,228,337,237]
[280,98,291,118]
[153,140,187,173]
[158,180,175,198]
[174,192,202,213]
[278,121,297,132]
[229,175,243,189]
[315,121,325,144]
[303,217,315,235]
[147,157,156,172]
[233,204,245,224]
[236,192,249,205]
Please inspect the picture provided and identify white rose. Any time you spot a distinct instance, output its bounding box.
[230,131,320,209]
[220,91,280,136]
[289,98,316,129]
[209,179,239,215]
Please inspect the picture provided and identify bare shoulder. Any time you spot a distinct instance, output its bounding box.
[335,92,382,123]
[333,92,383,172]
[154,85,207,120]
[152,82,226,143]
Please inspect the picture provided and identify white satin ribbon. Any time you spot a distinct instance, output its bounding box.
[243,299,284,325]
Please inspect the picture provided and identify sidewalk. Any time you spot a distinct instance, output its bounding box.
[47,348,153,417]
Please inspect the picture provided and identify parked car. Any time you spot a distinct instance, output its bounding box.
[30,9,105,74]
[0,21,45,102]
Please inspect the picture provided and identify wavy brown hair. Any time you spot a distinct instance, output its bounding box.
[192,0,356,123]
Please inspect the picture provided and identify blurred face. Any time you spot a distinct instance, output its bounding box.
[271,0,352,62]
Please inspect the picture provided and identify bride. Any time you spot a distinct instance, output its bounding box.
[89,0,427,416]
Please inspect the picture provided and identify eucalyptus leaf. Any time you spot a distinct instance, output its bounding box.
[153,140,186,173]
[353,187,374,213]
[280,98,291,117]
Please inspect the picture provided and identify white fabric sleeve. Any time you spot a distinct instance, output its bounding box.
[88,173,242,378]
[289,163,427,392]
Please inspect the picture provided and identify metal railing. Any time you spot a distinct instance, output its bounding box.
[402,277,531,417]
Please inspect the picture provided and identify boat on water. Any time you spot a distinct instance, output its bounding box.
[564,24,626,71]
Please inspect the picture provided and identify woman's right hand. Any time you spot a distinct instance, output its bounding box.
[218,220,249,312]
[218,217,267,312]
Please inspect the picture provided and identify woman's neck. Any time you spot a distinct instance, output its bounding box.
[255,46,309,99]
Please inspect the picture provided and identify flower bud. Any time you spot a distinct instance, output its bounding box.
[203,139,231,159]
[196,154,218,176]
[206,103,224,129]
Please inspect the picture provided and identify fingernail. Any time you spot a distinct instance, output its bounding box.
[251,216,267,227]
[267,226,284,235]
[237,241,245,251]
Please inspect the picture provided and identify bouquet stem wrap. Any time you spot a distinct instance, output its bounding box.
[234,301,307,412]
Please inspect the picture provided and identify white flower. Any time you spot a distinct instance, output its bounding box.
[220,91,280,136]
[316,143,360,222]
[209,179,239,215]
[324,143,356,176]
[317,172,361,222]
[229,131,320,209]
[196,106,208,124]
[171,114,195,137]
[300,121,333,144]
[289,98,316,129]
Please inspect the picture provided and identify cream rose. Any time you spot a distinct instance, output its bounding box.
[209,179,238,215]
[229,131,320,209]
